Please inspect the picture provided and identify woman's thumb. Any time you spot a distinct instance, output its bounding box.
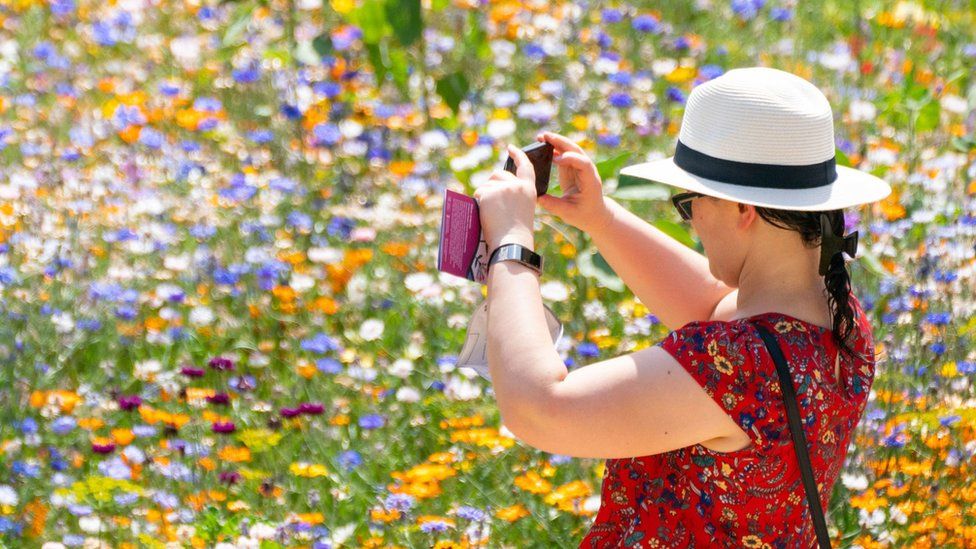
[537,193,564,214]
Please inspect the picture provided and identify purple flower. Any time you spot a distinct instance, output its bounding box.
[92,441,116,454]
[208,356,235,371]
[281,407,302,418]
[118,394,142,411]
[219,470,242,484]
[206,392,231,405]
[181,365,206,377]
[212,421,236,434]
[299,402,325,415]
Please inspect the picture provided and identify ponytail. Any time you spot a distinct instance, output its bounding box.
[754,208,859,359]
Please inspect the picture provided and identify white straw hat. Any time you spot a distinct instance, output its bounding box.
[620,66,891,210]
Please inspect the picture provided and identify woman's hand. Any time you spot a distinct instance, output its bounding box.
[535,132,614,235]
[473,143,538,252]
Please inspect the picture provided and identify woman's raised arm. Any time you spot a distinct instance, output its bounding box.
[588,196,735,330]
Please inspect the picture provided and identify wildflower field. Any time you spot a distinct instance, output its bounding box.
[0,0,974,546]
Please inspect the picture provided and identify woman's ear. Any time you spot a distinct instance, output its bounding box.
[736,202,758,230]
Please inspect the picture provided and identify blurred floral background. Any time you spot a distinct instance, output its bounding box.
[0,0,974,546]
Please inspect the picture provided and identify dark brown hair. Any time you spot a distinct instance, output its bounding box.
[753,208,858,358]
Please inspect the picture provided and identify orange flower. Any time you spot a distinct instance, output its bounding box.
[514,471,552,495]
[495,504,530,522]
[111,428,135,446]
[370,507,402,523]
[217,445,252,463]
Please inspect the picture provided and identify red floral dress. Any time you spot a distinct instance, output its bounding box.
[580,295,875,548]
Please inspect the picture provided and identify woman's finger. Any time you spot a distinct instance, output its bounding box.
[538,132,585,155]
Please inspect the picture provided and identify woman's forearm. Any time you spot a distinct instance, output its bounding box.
[484,233,567,433]
[587,197,734,330]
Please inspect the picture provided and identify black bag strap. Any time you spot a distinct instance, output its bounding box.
[752,322,832,549]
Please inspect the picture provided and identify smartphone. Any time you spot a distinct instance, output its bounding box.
[504,141,554,197]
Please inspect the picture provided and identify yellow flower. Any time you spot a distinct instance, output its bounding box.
[714,355,734,375]
[514,471,552,495]
[290,462,329,478]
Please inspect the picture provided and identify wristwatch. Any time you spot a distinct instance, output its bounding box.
[487,243,543,275]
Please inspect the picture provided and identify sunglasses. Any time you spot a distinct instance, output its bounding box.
[671,192,704,221]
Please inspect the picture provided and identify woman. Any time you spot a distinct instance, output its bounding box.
[474,67,890,547]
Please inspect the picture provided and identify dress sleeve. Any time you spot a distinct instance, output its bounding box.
[656,321,784,451]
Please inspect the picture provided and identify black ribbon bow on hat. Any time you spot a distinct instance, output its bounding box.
[819,213,858,276]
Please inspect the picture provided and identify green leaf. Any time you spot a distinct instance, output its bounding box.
[222,3,253,47]
[950,135,976,153]
[312,32,333,58]
[595,152,632,182]
[384,0,423,47]
[464,11,490,60]
[387,44,411,99]
[350,0,389,44]
[431,0,449,9]
[914,98,940,133]
[576,248,624,292]
[857,248,888,279]
[616,172,653,189]
[436,72,469,114]
[834,147,852,168]
[653,219,696,249]
[610,184,670,201]
[365,42,388,86]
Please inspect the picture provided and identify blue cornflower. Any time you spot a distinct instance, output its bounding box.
[731,0,764,20]
[924,312,951,326]
[19,417,38,435]
[596,31,613,49]
[939,415,961,427]
[931,342,946,356]
[608,92,633,108]
[608,71,632,85]
[316,358,343,374]
[601,8,623,23]
[232,64,262,84]
[269,177,297,193]
[666,86,687,103]
[700,65,725,81]
[359,414,385,430]
[301,333,340,354]
[338,450,362,471]
[51,416,77,434]
[420,520,451,533]
[597,133,620,147]
[771,7,792,21]
[313,123,341,147]
[12,461,40,478]
[632,14,660,33]
[577,342,600,358]
[50,0,75,16]
[248,129,275,144]
[327,216,355,239]
[287,211,313,232]
[139,127,164,149]
[456,505,487,522]
[523,42,546,58]
[384,492,416,511]
[314,81,342,98]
